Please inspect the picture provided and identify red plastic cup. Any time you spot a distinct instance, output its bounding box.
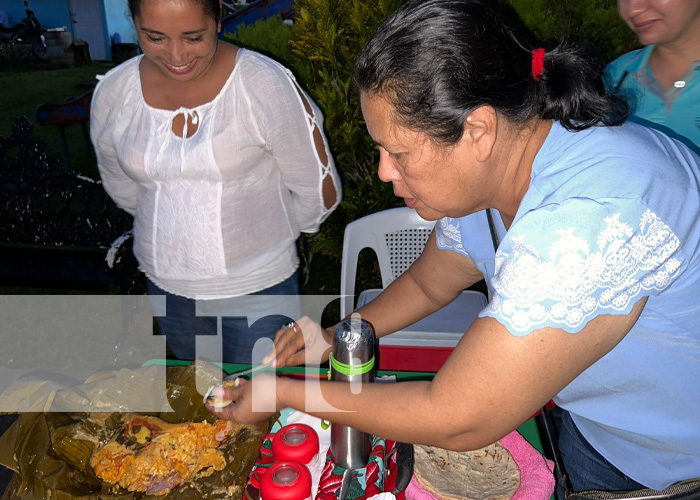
[271,423,320,465]
[259,461,312,500]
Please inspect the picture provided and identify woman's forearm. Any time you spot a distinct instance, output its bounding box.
[276,376,488,450]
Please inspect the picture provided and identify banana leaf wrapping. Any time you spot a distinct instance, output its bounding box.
[0,363,274,500]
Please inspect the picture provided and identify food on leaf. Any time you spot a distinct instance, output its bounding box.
[90,413,237,495]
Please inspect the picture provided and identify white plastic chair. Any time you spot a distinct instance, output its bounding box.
[340,207,487,351]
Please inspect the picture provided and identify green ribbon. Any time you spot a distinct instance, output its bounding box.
[329,353,375,376]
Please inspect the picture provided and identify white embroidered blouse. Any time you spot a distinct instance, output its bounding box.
[91,49,341,299]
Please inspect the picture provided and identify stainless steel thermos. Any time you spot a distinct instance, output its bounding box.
[329,317,375,469]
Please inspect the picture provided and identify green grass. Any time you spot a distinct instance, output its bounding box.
[0,61,115,178]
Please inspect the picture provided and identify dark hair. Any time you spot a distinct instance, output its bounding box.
[353,0,628,145]
[128,0,221,23]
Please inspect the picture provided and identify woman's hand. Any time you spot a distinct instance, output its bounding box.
[263,316,333,368]
[205,374,279,424]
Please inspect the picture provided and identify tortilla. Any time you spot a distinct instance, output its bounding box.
[411,441,520,500]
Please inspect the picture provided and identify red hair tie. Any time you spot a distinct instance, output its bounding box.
[531,48,545,81]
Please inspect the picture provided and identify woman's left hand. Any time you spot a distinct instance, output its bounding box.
[206,373,280,424]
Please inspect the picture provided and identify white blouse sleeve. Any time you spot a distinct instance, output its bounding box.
[90,75,138,216]
[256,62,341,233]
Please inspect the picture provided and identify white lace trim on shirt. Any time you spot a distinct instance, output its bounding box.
[487,209,681,334]
[436,217,471,258]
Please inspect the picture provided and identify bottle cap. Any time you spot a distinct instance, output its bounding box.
[272,423,320,464]
[332,318,375,365]
[259,461,312,500]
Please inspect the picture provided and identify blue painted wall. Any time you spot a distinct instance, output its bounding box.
[104,0,136,44]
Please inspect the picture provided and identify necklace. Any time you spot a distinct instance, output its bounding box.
[674,80,686,88]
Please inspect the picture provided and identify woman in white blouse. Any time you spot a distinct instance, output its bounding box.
[91,0,341,364]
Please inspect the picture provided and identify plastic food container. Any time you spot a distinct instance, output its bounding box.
[259,461,312,500]
[272,423,320,465]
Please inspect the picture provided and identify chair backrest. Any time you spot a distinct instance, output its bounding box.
[340,207,436,318]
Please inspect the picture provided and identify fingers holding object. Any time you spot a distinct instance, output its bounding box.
[205,374,278,424]
[265,320,305,367]
[205,378,247,420]
[204,377,243,408]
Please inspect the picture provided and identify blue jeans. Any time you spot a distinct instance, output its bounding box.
[147,271,300,365]
[556,409,645,497]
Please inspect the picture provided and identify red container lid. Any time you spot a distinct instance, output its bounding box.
[272,423,320,464]
[260,461,312,500]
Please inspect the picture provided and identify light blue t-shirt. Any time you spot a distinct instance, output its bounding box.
[435,121,700,489]
[604,45,700,153]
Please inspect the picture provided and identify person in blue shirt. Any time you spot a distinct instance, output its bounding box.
[209,0,700,495]
[605,0,700,152]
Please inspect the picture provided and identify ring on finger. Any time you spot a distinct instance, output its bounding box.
[284,321,300,336]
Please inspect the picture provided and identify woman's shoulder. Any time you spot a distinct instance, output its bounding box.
[235,48,295,85]
[541,121,668,164]
[605,46,650,77]
[93,56,141,101]
[534,122,694,198]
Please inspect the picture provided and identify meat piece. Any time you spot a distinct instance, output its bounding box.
[90,413,237,495]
